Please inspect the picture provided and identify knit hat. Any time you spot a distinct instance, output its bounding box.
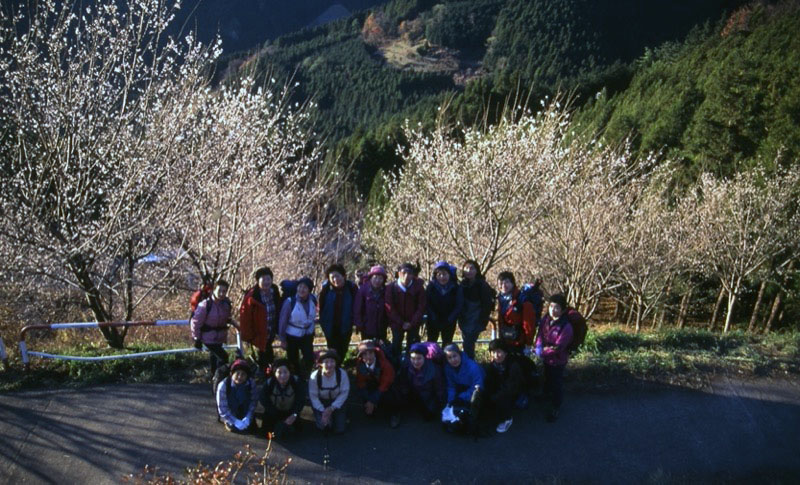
[253,266,273,281]
[408,343,428,356]
[230,359,251,376]
[317,348,340,364]
[549,293,568,310]
[367,265,387,278]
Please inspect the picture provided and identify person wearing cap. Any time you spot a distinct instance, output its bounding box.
[353,265,389,342]
[385,262,426,359]
[425,261,463,347]
[392,342,446,424]
[458,260,496,359]
[495,271,536,354]
[217,359,259,433]
[309,349,350,434]
[482,339,526,433]
[239,267,282,373]
[442,343,484,434]
[278,277,317,377]
[318,263,358,360]
[260,359,306,439]
[191,279,235,377]
[534,293,574,422]
[354,340,397,426]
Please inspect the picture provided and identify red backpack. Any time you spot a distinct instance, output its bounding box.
[190,284,214,319]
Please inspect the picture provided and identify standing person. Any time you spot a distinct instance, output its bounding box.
[482,339,526,433]
[425,261,463,347]
[318,264,357,360]
[354,340,397,426]
[309,349,350,435]
[496,271,536,355]
[260,359,306,439]
[458,260,496,359]
[239,267,282,373]
[191,279,234,376]
[216,359,259,433]
[385,262,426,359]
[442,343,484,434]
[278,277,316,377]
[535,293,574,422]
[353,265,389,342]
[392,343,446,424]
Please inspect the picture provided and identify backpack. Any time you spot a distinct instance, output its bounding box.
[212,362,232,404]
[517,282,544,321]
[315,367,343,393]
[565,308,587,353]
[190,284,214,319]
[280,279,318,311]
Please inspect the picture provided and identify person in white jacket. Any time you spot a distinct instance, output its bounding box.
[309,349,350,434]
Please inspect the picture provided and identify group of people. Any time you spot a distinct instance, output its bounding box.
[189,260,577,438]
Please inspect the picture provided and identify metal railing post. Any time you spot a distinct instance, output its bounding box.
[0,335,8,370]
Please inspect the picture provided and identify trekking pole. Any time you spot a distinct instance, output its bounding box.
[322,426,331,470]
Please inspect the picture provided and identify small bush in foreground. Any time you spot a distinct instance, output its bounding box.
[123,443,290,484]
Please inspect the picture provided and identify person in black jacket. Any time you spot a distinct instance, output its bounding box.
[458,260,496,359]
[260,359,306,439]
[482,339,526,433]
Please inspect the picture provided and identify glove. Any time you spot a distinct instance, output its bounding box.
[194,339,203,350]
[535,344,542,358]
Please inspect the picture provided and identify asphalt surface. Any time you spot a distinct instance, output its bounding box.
[1,376,799,484]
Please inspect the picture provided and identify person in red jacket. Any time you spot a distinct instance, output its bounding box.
[385,262,426,359]
[355,340,398,426]
[239,267,282,373]
[495,271,536,355]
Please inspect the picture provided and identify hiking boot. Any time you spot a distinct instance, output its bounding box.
[496,418,513,433]
[546,408,560,423]
[390,415,401,429]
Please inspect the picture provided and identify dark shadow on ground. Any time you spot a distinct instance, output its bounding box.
[1,376,799,484]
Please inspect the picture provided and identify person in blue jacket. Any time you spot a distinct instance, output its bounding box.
[442,343,484,433]
[425,261,463,347]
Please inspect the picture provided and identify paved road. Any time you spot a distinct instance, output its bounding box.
[1,377,799,484]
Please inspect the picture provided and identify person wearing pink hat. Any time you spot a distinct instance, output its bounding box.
[353,265,390,342]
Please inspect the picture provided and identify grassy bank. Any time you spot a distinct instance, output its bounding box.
[2,327,798,393]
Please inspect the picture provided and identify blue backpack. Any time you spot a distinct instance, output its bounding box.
[516,281,544,321]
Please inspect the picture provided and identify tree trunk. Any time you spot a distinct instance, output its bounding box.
[709,287,725,331]
[625,299,634,329]
[71,255,124,349]
[613,299,622,322]
[635,296,643,334]
[677,287,692,329]
[765,259,795,333]
[723,291,737,333]
[748,280,766,333]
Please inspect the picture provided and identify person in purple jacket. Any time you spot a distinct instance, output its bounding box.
[534,293,574,422]
[191,279,235,376]
[354,265,389,342]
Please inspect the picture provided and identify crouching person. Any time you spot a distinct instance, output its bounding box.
[309,349,350,434]
[217,359,258,433]
[483,339,526,433]
[355,340,398,426]
[442,344,484,434]
[393,343,446,424]
[260,359,306,439]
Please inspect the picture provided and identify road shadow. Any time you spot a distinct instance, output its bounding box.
[1,377,799,484]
